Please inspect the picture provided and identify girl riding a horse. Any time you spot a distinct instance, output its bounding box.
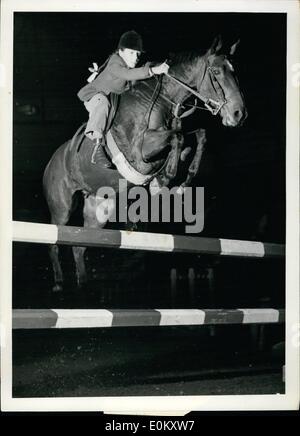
[77,30,169,165]
[44,35,246,292]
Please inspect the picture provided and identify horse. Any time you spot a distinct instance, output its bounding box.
[43,35,247,292]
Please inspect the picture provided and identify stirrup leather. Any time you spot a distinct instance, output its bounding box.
[91,140,100,164]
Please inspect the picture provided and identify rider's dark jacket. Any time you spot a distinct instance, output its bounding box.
[77,52,152,102]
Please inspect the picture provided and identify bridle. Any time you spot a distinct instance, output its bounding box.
[138,56,230,133]
[163,59,228,118]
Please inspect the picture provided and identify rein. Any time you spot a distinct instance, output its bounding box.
[142,76,209,121]
[164,63,227,117]
[138,56,228,121]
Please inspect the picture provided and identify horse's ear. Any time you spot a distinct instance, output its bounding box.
[230,39,240,56]
[208,35,223,55]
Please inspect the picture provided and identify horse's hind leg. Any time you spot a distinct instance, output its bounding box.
[72,243,88,288]
[44,175,75,292]
[49,245,64,292]
[72,194,116,289]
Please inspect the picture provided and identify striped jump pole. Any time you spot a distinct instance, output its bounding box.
[13,221,285,259]
[12,308,285,329]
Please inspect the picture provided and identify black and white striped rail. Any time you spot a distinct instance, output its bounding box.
[12,308,285,329]
[13,221,285,259]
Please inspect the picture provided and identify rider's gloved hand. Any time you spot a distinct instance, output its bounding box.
[151,62,169,75]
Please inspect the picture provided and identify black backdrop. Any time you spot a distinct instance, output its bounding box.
[11,14,286,395]
[13,12,286,242]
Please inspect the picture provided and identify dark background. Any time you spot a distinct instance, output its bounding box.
[12,12,286,398]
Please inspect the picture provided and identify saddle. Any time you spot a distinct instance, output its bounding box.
[71,92,171,194]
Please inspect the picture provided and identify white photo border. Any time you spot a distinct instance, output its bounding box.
[0,0,299,413]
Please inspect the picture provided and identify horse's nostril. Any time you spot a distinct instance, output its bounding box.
[234,110,241,119]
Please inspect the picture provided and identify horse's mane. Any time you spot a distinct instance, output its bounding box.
[126,49,208,95]
[168,49,207,66]
[166,49,208,77]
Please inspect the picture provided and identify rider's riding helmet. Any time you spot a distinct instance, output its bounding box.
[117,30,145,52]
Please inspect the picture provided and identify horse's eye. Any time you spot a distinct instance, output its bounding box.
[212,68,220,75]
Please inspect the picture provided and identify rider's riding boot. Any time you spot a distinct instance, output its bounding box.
[91,138,112,168]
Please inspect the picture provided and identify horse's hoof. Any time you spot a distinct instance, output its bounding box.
[180,147,192,161]
[52,283,63,292]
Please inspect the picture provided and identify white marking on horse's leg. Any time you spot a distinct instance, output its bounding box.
[95,197,116,224]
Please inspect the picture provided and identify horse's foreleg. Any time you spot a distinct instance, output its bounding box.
[141,129,173,162]
[181,128,207,189]
[163,118,184,178]
[164,131,184,178]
